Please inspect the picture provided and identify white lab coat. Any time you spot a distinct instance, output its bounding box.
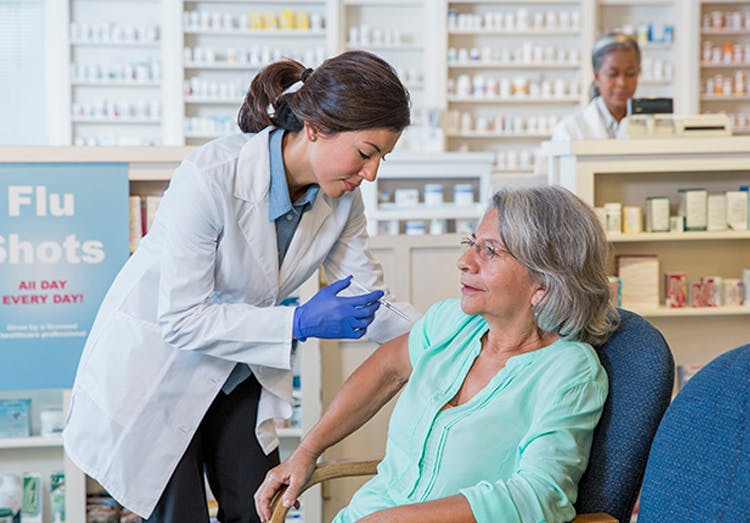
[63,127,416,518]
[551,96,618,140]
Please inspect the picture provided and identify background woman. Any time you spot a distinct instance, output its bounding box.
[63,50,417,523]
[553,32,641,140]
[255,185,619,523]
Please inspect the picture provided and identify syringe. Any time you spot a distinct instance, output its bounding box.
[349,279,411,321]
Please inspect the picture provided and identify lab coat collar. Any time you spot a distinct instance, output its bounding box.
[594,96,619,138]
[231,126,335,293]
[234,126,273,203]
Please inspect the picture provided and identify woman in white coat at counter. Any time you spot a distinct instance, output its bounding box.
[552,33,641,140]
[63,50,417,523]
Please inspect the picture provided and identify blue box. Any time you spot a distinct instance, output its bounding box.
[0,399,31,438]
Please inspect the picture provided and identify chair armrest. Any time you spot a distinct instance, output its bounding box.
[572,513,618,523]
[269,459,380,523]
[269,460,616,523]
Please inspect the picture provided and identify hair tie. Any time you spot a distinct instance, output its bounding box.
[300,68,314,83]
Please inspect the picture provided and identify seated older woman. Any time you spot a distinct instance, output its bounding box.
[255,185,619,523]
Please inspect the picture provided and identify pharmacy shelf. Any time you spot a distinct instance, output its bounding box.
[71,118,162,124]
[639,78,673,85]
[701,29,750,35]
[449,0,581,3]
[701,62,750,68]
[372,205,485,221]
[448,96,581,103]
[183,61,261,70]
[448,29,580,36]
[600,0,673,4]
[69,40,160,48]
[71,80,161,87]
[635,305,750,318]
[640,43,673,50]
[186,0,323,3]
[183,97,239,104]
[183,132,226,139]
[701,95,750,101]
[446,132,551,139]
[344,0,423,5]
[448,62,581,69]
[0,436,63,450]
[345,43,423,51]
[183,28,325,37]
[608,230,750,242]
[187,0,323,2]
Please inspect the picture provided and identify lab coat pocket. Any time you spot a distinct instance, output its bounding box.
[77,310,174,425]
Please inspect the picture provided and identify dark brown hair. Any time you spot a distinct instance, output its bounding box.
[237,50,411,134]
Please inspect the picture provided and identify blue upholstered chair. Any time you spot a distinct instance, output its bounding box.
[574,309,675,523]
[269,309,674,523]
[637,343,750,523]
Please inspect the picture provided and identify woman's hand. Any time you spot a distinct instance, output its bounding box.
[254,444,318,522]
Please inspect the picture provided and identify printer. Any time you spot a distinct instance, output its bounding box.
[616,97,732,138]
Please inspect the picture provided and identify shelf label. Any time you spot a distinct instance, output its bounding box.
[0,163,129,389]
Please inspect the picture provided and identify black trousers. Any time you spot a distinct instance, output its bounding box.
[142,375,280,523]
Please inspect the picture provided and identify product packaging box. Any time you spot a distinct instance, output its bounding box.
[622,206,643,234]
[21,473,42,523]
[607,276,622,308]
[617,255,660,308]
[646,196,670,232]
[664,272,687,308]
[0,399,31,438]
[50,471,65,523]
[726,190,749,231]
[678,189,707,231]
[603,202,622,233]
[706,193,727,231]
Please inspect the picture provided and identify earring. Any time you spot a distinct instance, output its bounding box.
[309,134,317,142]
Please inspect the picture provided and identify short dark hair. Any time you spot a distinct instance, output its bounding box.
[238,50,411,134]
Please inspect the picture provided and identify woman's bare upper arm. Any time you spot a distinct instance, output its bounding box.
[369,332,412,388]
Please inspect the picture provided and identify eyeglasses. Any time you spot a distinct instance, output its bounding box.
[459,235,513,262]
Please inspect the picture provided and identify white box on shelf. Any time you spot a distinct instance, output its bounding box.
[617,255,660,308]
[0,400,31,438]
[394,188,419,207]
[707,193,727,231]
[726,191,748,231]
[678,189,707,231]
[646,196,670,232]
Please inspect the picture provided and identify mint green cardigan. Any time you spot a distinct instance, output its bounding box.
[333,299,608,523]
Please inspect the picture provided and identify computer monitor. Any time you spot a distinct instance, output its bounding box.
[627,97,673,115]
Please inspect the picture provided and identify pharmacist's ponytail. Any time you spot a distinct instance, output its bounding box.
[589,32,641,100]
[238,59,307,133]
[238,50,411,134]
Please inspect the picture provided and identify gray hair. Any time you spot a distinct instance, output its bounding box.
[492,185,619,346]
[589,32,641,101]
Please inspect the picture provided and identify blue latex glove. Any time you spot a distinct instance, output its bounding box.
[293,275,383,342]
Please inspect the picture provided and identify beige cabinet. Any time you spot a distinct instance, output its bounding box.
[544,137,750,369]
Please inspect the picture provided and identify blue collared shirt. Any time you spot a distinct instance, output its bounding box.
[267,128,320,266]
[222,128,319,394]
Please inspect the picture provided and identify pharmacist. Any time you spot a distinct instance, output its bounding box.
[552,32,641,140]
[63,50,418,523]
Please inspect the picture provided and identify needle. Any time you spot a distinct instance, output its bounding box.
[349,279,411,321]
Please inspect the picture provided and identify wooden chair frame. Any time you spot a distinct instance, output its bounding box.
[268,459,617,523]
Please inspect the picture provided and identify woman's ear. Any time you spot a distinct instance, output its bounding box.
[303,121,319,142]
[531,288,545,306]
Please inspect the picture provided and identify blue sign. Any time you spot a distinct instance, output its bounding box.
[0,163,129,389]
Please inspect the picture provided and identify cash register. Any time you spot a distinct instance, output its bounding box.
[616,97,732,138]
